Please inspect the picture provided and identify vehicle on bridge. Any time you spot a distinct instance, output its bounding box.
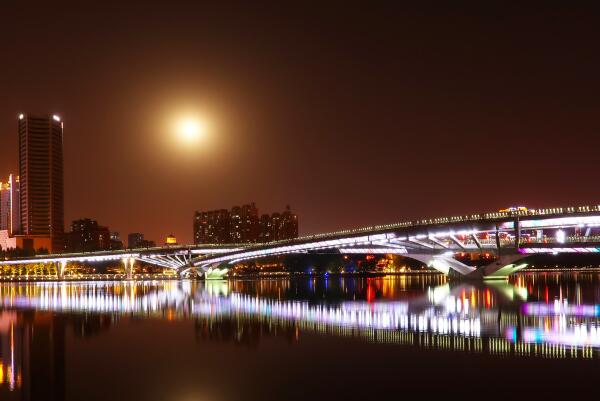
[499,206,529,213]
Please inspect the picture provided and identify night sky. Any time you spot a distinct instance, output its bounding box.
[1,3,599,244]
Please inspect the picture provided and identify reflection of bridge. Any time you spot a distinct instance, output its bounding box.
[5,204,600,279]
[0,280,598,358]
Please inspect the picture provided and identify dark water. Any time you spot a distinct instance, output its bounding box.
[0,273,599,401]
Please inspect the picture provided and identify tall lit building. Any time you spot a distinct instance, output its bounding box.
[258,213,273,242]
[18,114,65,252]
[194,209,230,244]
[277,205,298,241]
[0,174,20,235]
[230,203,259,243]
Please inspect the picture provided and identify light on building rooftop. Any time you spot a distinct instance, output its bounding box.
[52,115,61,122]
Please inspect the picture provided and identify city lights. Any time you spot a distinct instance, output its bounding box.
[3,4,600,398]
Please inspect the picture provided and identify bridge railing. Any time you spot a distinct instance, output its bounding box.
[258,204,600,249]
[519,236,600,245]
[429,235,600,249]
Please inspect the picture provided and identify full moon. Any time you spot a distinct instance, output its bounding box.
[176,117,206,143]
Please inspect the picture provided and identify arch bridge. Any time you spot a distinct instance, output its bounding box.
[0,244,245,279]
[189,204,600,279]
[4,204,600,280]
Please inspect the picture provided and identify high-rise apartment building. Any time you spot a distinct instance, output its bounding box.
[18,114,65,252]
[65,218,110,252]
[258,213,273,243]
[257,206,298,242]
[277,205,299,241]
[230,203,259,243]
[194,203,298,245]
[193,209,230,244]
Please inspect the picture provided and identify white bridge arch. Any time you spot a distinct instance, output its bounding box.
[3,204,600,279]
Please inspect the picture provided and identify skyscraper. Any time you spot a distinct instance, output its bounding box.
[18,114,65,252]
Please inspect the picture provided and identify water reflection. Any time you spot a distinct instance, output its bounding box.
[0,311,66,400]
[1,273,600,398]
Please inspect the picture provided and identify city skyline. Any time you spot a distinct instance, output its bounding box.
[1,4,599,399]
[1,112,301,248]
[194,203,298,245]
[2,4,600,246]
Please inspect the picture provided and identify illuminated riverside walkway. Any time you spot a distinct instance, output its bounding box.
[0,279,599,358]
[5,204,600,279]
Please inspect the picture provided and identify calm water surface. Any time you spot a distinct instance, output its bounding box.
[0,273,599,401]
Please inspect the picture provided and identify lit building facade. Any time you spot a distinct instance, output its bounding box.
[165,234,177,245]
[230,203,259,243]
[110,232,124,250]
[0,174,20,235]
[194,203,298,245]
[18,114,65,252]
[65,218,111,252]
[275,205,299,241]
[194,209,231,244]
[0,230,16,251]
[258,213,273,242]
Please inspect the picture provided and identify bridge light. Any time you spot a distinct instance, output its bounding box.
[556,229,566,244]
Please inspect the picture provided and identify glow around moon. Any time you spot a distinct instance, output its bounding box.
[175,116,207,144]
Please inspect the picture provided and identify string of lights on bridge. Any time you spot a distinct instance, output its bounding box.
[266,205,600,246]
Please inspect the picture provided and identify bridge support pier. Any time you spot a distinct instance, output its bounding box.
[122,257,135,280]
[409,254,476,278]
[199,263,229,280]
[408,253,527,280]
[475,254,528,279]
[178,265,198,279]
[58,260,67,278]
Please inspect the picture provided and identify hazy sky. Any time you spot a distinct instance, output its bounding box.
[1,2,600,244]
